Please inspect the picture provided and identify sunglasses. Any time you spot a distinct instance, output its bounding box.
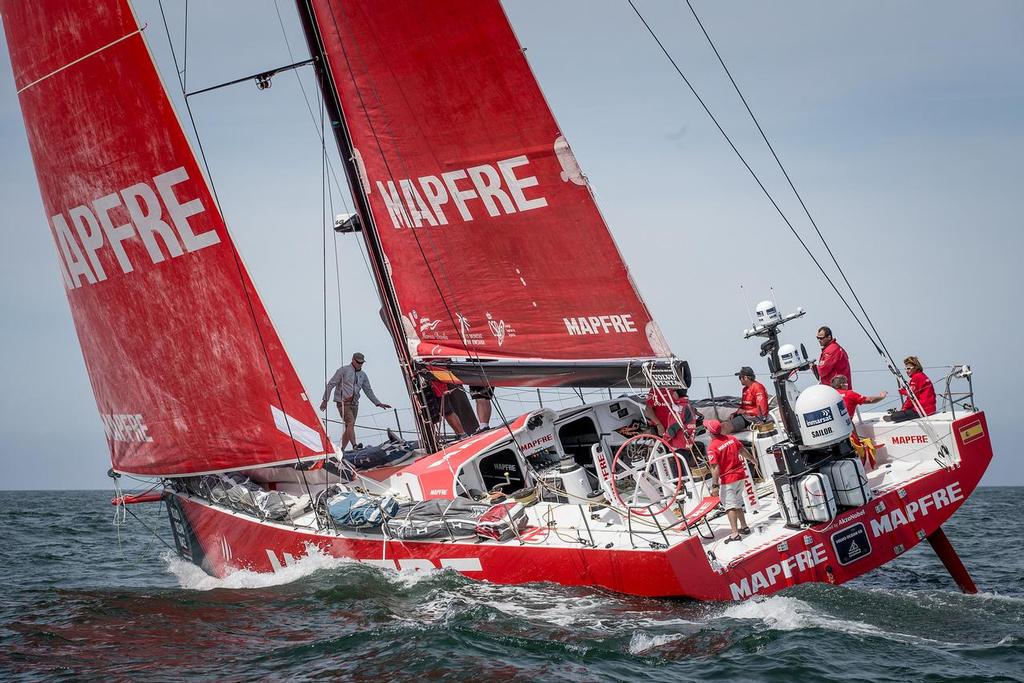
[816,335,829,340]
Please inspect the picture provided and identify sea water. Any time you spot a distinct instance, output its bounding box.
[0,488,1021,681]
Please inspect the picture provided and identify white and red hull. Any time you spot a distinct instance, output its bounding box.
[166,413,992,601]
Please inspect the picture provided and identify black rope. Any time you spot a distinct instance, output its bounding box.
[682,0,905,383]
[627,1,902,380]
[124,505,178,554]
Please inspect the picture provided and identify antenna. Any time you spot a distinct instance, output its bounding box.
[739,283,754,326]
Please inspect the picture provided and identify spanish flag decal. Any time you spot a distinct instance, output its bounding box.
[959,420,984,444]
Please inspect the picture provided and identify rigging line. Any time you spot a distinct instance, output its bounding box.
[182,0,188,92]
[312,5,425,432]
[320,6,467,447]
[156,0,183,91]
[156,2,314,472]
[683,0,903,378]
[272,0,352,209]
[124,506,178,554]
[322,5,516,447]
[322,85,329,388]
[331,213,345,361]
[627,1,890,363]
[16,27,145,94]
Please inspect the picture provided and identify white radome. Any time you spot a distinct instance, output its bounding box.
[793,384,852,448]
[755,300,781,327]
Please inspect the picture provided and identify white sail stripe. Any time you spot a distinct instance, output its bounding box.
[16,27,145,94]
[271,405,324,452]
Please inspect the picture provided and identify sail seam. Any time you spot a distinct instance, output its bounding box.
[16,27,145,94]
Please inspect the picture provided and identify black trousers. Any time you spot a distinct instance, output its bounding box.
[889,408,921,423]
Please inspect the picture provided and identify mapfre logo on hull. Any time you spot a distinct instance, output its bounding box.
[265,549,483,574]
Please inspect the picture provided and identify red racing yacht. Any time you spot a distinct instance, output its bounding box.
[1,0,992,601]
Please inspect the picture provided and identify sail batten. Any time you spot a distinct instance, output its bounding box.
[308,0,675,383]
[2,0,330,476]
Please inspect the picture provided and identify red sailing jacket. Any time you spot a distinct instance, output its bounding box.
[838,388,867,418]
[645,389,696,449]
[900,371,937,415]
[818,340,852,388]
[739,381,769,418]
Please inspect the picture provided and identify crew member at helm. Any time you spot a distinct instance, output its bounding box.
[644,386,697,451]
[722,366,768,434]
[815,325,852,388]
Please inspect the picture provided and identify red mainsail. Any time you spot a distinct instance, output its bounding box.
[309,0,673,377]
[2,0,329,476]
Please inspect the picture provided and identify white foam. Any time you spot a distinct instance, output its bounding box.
[628,631,684,655]
[971,591,1024,604]
[722,595,882,636]
[165,545,353,591]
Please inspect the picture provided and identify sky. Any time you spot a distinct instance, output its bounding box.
[1,1,1022,489]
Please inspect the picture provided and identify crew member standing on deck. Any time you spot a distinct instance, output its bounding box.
[815,326,852,388]
[320,352,391,451]
[469,385,494,432]
[705,419,752,543]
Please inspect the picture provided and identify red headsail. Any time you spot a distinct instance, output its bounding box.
[309,0,673,375]
[2,0,329,476]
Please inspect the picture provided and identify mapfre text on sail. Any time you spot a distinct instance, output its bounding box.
[375,154,548,228]
[47,166,219,289]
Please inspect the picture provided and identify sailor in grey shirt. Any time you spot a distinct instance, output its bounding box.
[319,352,391,450]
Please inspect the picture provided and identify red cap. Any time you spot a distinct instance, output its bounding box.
[705,419,722,436]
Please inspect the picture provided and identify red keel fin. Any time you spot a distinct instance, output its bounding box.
[926,526,978,594]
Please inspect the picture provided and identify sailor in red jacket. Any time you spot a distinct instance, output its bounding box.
[885,355,937,422]
[830,374,887,421]
[644,386,697,451]
[705,419,752,543]
[815,325,852,388]
[722,366,769,434]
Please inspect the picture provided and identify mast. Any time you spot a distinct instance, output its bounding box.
[294,0,438,452]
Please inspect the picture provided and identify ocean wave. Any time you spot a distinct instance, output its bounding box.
[722,594,885,636]
[164,544,355,590]
[628,631,686,655]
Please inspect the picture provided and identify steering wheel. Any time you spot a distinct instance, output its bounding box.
[610,433,684,517]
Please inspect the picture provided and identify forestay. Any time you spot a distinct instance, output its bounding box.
[308,0,675,385]
[1,0,329,476]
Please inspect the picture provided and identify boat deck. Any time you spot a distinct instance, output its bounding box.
[190,410,965,578]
